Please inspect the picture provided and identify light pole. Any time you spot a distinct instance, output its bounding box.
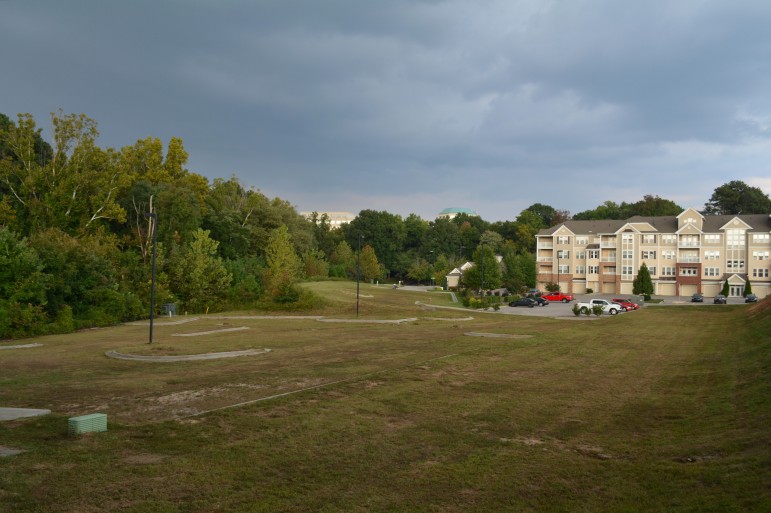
[480,241,486,296]
[144,212,158,344]
[356,234,364,317]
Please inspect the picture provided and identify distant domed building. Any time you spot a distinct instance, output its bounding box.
[436,207,479,220]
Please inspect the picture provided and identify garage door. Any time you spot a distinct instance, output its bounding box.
[658,283,676,296]
[702,283,720,297]
[602,282,616,294]
[679,284,697,297]
[619,283,634,295]
[572,281,586,294]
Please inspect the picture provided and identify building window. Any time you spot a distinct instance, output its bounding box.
[622,266,634,276]
[662,250,675,260]
[622,233,634,242]
[622,250,633,259]
[680,235,699,247]
[558,236,571,245]
[576,237,588,245]
[704,250,720,260]
[588,265,599,274]
[642,234,657,244]
[604,266,617,275]
[704,267,721,277]
[575,265,586,275]
[662,235,677,244]
[680,268,698,276]
[558,265,570,274]
[641,250,656,259]
[647,267,656,276]
[753,251,769,260]
[557,250,570,259]
[575,250,585,260]
[726,229,745,248]
[703,234,720,244]
[727,260,745,271]
[753,268,769,278]
[588,250,599,259]
[661,267,676,276]
[752,233,769,243]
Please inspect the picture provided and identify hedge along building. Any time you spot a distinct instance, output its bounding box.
[535,208,771,298]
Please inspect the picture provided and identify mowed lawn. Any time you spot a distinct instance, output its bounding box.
[1,282,769,512]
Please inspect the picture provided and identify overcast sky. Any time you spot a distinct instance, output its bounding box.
[2,0,770,221]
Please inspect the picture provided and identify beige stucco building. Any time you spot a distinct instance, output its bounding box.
[535,208,771,298]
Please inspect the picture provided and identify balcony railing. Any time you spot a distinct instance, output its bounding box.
[539,243,553,249]
[679,242,700,248]
[537,257,553,262]
[679,257,701,263]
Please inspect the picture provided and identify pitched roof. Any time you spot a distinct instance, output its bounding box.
[538,212,770,235]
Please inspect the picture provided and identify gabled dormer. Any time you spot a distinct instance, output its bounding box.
[677,207,704,231]
[553,225,575,246]
[719,217,752,232]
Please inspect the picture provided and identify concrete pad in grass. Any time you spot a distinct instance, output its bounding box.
[0,408,51,421]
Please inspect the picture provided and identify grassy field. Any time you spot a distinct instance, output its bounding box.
[1,282,769,512]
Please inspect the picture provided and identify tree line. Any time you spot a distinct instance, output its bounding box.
[2,111,768,338]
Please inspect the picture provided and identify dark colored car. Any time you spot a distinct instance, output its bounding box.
[691,293,704,303]
[526,289,541,297]
[509,297,537,308]
[532,297,549,307]
[745,294,758,303]
[713,294,727,304]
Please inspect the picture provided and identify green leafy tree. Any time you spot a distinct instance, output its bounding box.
[633,263,654,296]
[721,280,730,296]
[302,248,329,278]
[462,244,502,291]
[359,244,381,281]
[168,229,232,312]
[407,257,432,284]
[703,180,771,215]
[630,195,683,217]
[744,279,752,297]
[329,240,355,278]
[344,210,406,276]
[262,225,302,303]
[501,244,536,293]
[1,112,131,235]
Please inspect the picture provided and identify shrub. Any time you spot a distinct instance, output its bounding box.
[586,288,594,294]
[592,304,604,316]
[572,304,581,316]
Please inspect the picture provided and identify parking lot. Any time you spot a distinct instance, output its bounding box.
[499,294,756,318]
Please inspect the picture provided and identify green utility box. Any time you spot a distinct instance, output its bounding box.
[68,413,108,435]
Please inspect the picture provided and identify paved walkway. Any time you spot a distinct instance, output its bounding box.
[0,408,51,421]
[105,348,271,362]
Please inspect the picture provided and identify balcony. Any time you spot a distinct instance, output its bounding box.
[679,242,700,248]
[679,257,701,263]
[539,243,553,249]
[537,257,553,262]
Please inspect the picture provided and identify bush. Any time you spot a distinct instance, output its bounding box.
[586,288,594,294]
[592,304,604,316]
[572,304,581,316]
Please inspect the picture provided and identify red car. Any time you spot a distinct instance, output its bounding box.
[541,292,575,303]
[612,298,639,311]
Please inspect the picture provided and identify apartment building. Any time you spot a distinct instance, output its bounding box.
[535,208,771,298]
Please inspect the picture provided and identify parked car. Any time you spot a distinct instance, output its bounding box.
[745,294,758,303]
[542,292,574,303]
[532,297,549,307]
[612,298,639,310]
[691,293,704,303]
[509,297,537,308]
[525,289,541,297]
[713,294,727,304]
